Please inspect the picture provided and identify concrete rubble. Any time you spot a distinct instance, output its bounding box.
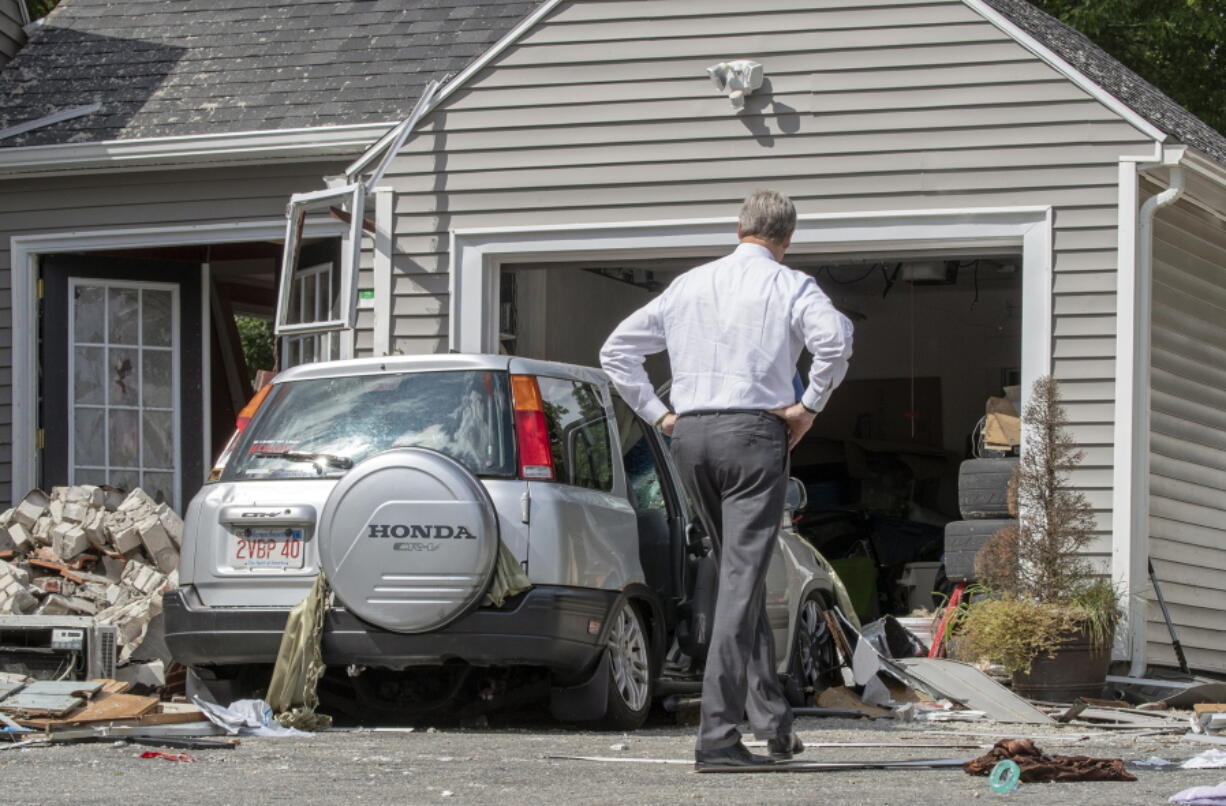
[0,486,180,670]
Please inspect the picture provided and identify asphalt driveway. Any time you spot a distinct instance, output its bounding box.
[2,714,1221,805]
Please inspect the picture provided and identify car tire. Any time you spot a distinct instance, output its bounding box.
[944,518,1016,582]
[597,600,653,730]
[958,458,1018,519]
[785,594,839,707]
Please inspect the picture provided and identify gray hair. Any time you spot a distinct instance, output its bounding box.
[738,189,796,244]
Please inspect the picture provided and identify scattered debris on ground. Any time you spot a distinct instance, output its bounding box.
[139,750,197,762]
[1171,781,1226,805]
[0,673,238,751]
[963,738,1136,782]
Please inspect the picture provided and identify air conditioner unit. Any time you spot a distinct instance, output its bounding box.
[0,615,117,681]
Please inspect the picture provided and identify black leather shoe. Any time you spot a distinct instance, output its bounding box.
[766,733,804,761]
[694,741,773,769]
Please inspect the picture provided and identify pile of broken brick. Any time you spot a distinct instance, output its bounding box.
[0,486,179,665]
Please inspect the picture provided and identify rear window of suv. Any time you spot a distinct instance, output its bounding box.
[222,370,515,481]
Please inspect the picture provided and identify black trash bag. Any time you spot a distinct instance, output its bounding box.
[859,614,929,659]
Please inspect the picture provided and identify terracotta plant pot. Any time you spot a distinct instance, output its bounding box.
[1011,624,1112,702]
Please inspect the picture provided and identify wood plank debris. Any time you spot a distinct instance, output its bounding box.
[0,680,106,716]
[744,740,989,750]
[694,757,974,774]
[22,693,159,729]
[0,692,88,717]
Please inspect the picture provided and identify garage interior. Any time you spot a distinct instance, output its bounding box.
[500,251,1022,622]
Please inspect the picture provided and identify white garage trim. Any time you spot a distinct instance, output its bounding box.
[450,205,1053,392]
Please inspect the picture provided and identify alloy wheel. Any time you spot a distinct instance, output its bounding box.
[607,603,650,711]
[796,598,835,692]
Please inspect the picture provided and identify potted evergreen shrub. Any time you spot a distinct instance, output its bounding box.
[955,376,1122,701]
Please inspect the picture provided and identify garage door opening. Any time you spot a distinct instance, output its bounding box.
[500,250,1022,621]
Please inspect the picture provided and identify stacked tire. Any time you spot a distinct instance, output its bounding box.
[944,458,1018,582]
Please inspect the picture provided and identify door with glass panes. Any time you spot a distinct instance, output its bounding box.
[41,255,203,509]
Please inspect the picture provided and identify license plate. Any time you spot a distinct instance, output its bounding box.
[228,528,305,570]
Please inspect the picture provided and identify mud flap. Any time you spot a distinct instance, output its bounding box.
[549,648,610,722]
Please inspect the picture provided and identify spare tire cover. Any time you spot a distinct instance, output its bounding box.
[319,448,499,633]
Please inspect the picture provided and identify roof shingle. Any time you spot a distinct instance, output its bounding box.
[0,0,538,147]
[1,0,1223,166]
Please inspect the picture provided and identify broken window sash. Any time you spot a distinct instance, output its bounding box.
[274,79,442,362]
[279,259,342,368]
[274,182,365,340]
[282,331,341,369]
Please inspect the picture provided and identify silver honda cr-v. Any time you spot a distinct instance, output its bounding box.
[165,354,838,728]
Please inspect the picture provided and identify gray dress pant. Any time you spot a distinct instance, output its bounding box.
[670,411,793,752]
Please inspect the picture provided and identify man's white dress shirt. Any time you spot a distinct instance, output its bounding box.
[600,242,854,424]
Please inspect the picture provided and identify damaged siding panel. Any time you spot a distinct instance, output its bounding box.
[1148,200,1226,673]
[0,162,346,505]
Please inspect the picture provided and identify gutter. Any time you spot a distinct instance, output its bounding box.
[0,121,399,179]
[1116,146,1185,678]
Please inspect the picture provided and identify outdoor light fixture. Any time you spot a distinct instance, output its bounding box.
[706,60,764,111]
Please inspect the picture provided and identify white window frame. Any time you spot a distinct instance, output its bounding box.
[67,277,181,507]
[275,182,365,338]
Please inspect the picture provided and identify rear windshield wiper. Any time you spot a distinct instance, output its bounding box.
[251,451,354,473]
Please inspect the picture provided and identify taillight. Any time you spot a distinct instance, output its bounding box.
[510,374,555,481]
[235,383,272,432]
[208,384,273,482]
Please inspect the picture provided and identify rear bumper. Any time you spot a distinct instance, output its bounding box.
[163,585,615,675]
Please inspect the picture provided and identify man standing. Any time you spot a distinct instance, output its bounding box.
[600,190,853,768]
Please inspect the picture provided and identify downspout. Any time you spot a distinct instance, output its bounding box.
[1127,154,1185,678]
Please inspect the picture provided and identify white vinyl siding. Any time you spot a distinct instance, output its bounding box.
[1148,197,1226,673]
[376,0,1157,565]
[0,0,25,66]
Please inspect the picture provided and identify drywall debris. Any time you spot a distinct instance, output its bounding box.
[13,490,49,529]
[0,486,180,661]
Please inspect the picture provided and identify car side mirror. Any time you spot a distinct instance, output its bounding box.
[784,477,807,515]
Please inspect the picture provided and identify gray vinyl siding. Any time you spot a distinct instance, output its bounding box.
[0,0,25,65]
[1148,198,1226,673]
[378,0,1157,562]
[0,160,345,505]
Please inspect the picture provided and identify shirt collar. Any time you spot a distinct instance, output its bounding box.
[734,241,776,262]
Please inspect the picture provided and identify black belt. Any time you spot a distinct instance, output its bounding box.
[677,408,785,423]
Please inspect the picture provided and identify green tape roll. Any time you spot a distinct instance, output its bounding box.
[989,759,1022,794]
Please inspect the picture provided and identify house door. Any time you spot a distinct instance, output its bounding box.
[41,255,203,510]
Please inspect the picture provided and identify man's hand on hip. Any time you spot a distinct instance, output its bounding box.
[771,403,816,450]
[658,413,677,437]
